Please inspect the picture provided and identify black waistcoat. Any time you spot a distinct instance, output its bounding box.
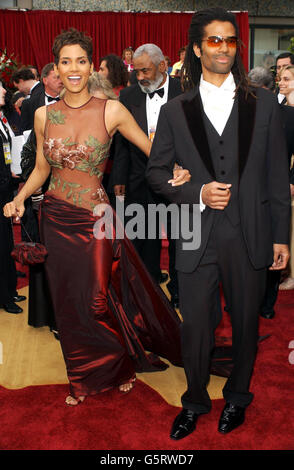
[202,97,240,226]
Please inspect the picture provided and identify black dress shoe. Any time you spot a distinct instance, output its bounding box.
[13,295,27,303]
[170,408,199,440]
[170,294,179,309]
[50,328,60,341]
[260,310,275,319]
[158,272,168,284]
[1,302,23,314]
[218,403,245,434]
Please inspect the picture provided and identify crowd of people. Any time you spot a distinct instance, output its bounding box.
[0,7,292,439]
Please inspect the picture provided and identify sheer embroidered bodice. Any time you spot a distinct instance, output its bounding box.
[43,96,112,210]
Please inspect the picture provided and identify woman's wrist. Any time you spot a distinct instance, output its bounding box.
[14,193,26,205]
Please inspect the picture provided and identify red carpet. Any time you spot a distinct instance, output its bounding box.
[6,228,294,450]
[0,290,293,450]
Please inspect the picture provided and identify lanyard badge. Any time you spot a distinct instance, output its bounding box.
[3,141,12,165]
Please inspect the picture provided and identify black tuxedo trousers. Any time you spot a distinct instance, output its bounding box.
[179,212,266,413]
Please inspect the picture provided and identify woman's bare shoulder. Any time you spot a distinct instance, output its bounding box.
[34,105,47,123]
[105,99,124,114]
[34,106,47,133]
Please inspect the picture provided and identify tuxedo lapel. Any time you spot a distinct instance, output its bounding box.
[238,88,256,180]
[131,88,148,136]
[181,88,216,179]
[181,86,256,181]
[167,77,182,100]
[39,92,45,107]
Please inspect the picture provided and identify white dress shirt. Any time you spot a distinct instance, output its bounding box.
[278,92,286,104]
[199,72,236,136]
[199,72,236,210]
[146,73,169,141]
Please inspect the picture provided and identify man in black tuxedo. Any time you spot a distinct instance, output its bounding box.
[146,8,291,438]
[249,66,294,318]
[111,43,182,305]
[20,63,63,132]
[12,68,43,132]
[19,63,62,337]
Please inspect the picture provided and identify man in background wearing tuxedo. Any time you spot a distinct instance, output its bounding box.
[111,43,182,307]
[275,52,294,104]
[146,8,290,439]
[19,63,62,338]
[20,63,63,132]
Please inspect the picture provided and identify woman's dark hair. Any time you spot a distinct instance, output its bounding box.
[182,7,251,95]
[0,79,14,115]
[52,28,93,65]
[100,54,129,88]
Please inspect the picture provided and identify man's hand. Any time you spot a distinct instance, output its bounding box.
[114,185,126,197]
[14,96,25,109]
[290,183,294,197]
[168,166,191,186]
[202,181,232,210]
[269,244,290,270]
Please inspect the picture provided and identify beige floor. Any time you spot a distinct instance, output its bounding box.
[0,286,226,406]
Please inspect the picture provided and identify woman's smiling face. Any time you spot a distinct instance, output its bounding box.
[55,43,93,94]
[279,69,294,97]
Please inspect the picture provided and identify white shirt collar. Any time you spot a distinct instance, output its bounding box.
[29,81,40,94]
[160,72,169,93]
[146,72,169,97]
[199,72,236,136]
[200,72,236,94]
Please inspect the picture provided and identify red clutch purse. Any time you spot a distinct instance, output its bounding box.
[11,241,48,265]
[10,218,48,265]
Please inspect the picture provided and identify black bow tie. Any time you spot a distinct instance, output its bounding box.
[46,94,60,102]
[148,88,164,99]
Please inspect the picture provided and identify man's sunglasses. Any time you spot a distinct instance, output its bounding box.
[203,36,238,48]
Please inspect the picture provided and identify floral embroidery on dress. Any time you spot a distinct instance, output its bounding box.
[43,136,111,174]
[44,135,112,208]
[48,109,66,125]
[49,174,94,206]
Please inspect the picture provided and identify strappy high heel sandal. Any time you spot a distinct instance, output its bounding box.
[118,377,136,394]
[65,395,86,406]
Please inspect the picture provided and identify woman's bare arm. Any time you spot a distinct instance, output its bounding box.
[105,100,152,157]
[104,99,191,187]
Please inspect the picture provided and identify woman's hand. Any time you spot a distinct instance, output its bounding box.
[3,197,25,220]
[168,165,191,186]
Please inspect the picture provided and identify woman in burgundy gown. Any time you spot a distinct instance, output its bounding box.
[4,29,188,405]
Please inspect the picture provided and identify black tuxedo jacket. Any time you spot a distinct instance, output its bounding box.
[280,104,294,184]
[146,86,291,273]
[20,82,44,132]
[111,77,182,203]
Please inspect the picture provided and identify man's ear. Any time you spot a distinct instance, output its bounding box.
[53,63,59,77]
[193,43,201,59]
[158,60,166,74]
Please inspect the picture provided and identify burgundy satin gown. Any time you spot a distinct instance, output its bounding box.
[40,97,182,399]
